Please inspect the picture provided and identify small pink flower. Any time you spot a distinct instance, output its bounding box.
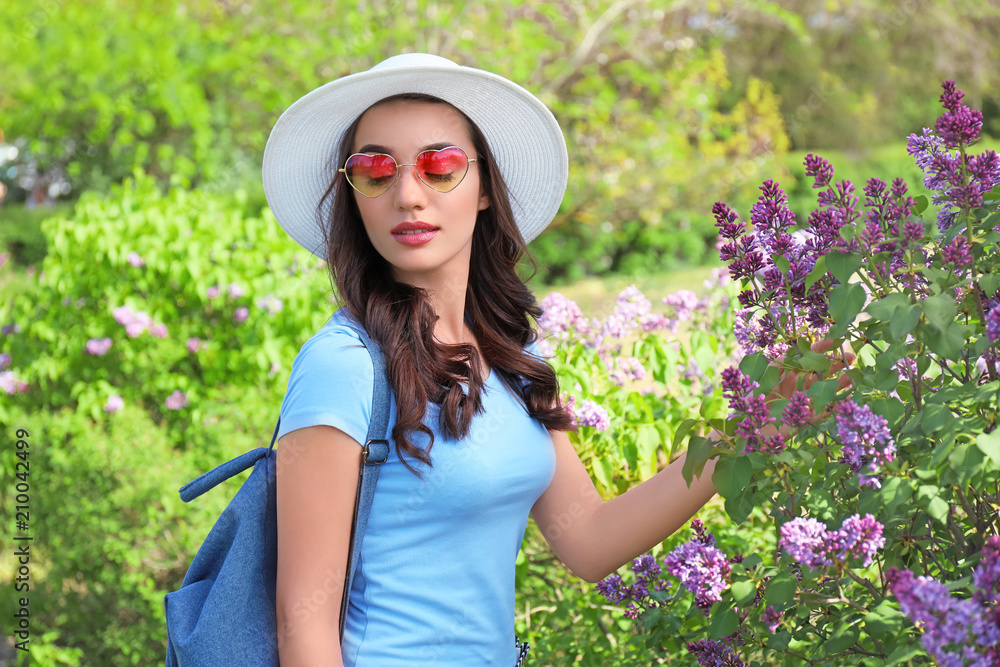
[0,353,10,369]
[186,337,201,353]
[104,395,124,413]
[150,323,168,338]
[227,282,244,298]
[234,306,249,323]
[0,370,27,395]
[165,390,189,410]
[127,251,145,267]
[85,337,113,355]
[207,285,220,299]
[0,252,8,269]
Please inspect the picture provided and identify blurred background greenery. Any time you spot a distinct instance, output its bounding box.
[2,1,1000,664]
[3,0,998,283]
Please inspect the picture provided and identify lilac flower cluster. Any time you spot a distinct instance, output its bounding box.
[720,367,784,454]
[714,179,831,358]
[595,553,672,620]
[987,304,1000,343]
[571,398,610,431]
[113,305,167,338]
[663,522,733,609]
[781,391,814,428]
[85,337,113,356]
[907,81,1000,231]
[537,287,676,356]
[0,370,28,395]
[165,390,189,411]
[887,538,1000,666]
[779,513,885,569]
[104,395,124,413]
[759,605,783,633]
[833,401,896,488]
[686,638,745,667]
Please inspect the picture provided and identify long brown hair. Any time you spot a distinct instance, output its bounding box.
[319,93,574,474]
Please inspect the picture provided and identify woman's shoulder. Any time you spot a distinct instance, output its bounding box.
[290,307,376,381]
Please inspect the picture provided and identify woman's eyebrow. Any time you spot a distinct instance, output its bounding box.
[355,142,458,155]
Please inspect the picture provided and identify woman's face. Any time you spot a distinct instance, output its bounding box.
[350,99,490,287]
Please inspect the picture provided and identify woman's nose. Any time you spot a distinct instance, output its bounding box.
[392,164,427,210]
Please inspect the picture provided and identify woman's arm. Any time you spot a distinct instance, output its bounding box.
[531,430,717,583]
[275,425,362,667]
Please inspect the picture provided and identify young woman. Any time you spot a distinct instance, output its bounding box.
[262,53,828,667]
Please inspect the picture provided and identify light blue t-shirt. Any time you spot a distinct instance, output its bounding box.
[276,307,557,666]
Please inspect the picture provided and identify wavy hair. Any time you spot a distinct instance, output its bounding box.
[319,93,574,474]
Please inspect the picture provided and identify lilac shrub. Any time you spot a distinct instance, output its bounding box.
[596,81,1000,665]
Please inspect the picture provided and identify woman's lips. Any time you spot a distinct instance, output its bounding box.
[392,221,438,246]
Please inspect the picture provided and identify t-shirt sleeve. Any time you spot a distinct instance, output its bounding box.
[276,327,375,447]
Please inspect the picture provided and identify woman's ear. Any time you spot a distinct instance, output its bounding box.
[478,189,491,211]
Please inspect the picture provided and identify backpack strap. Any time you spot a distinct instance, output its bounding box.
[266,320,391,640]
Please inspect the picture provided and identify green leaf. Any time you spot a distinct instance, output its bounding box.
[709,606,739,638]
[923,321,966,358]
[865,599,904,637]
[976,429,1000,466]
[673,418,699,453]
[824,623,860,654]
[828,283,867,336]
[916,484,950,525]
[798,351,831,373]
[922,293,957,331]
[773,255,790,275]
[865,292,909,321]
[889,303,921,340]
[919,403,951,434]
[739,352,769,382]
[765,574,797,606]
[886,645,922,666]
[713,455,752,502]
[681,436,713,486]
[826,251,864,284]
[731,580,757,606]
[806,379,840,411]
[913,194,929,214]
[980,272,1000,297]
[804,255,828,291]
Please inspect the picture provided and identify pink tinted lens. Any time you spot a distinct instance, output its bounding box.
[416,147,469,191]
[345,154,397,196]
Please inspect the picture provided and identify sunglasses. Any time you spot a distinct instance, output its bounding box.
[338,146,479,198]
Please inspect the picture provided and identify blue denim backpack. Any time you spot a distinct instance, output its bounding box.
[163,323,390,666]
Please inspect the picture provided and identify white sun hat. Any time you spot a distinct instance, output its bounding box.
[261,53,568,260]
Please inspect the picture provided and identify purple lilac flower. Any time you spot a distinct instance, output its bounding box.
[600,286,652,342]
[760,605,783,633]
[973,536,1000,638]
[834,401,896,488]
[126,251,145,267]
[165,390,189,410]
[0,353,9,369]
[986,305,1000,343]
[941,235,972,268]
[887,566,1000,664]
[805,153,834,189]
[663,538,732,608]
[573,399,610,431]
[686,639,745,667]
[663,290,700,321]
[596,574,628,604]
[113,305,154,338]
[779,517,832,568]
[257,295,284,314]
[936,80,984,147]
[1,323,22,336]
[632,553,662,578]
[780,514,885,569]
[186,337,201,353]
[0,370,28,395]
[227,282,244,298]
[207,285,220,299]
[85,337,113,356]
[104,395,124,413]
[782,391,813,427]
[537,292,590,345]
[721,366,778,453]
[234,306,250,323]
[150,322,168,338]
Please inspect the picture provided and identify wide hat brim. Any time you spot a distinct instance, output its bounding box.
[262,53,568,261]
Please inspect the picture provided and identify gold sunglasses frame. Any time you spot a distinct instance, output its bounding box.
[338,145,479,199]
